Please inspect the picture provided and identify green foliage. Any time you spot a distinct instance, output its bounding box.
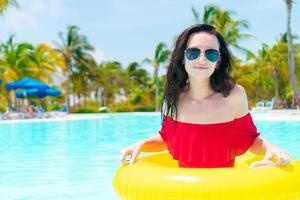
[71,100,99,113]
[45,102,60,111]
[73,107,99,113]
[110,101,155,112]
[0,0,18,15]
[192,4,254,56]
[0,95,6,112]
[1,4,300,112]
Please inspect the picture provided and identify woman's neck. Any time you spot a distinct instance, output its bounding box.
[186,77,216,102]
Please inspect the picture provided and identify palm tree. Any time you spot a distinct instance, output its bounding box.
[0,35,35,83]
[89,65,105,108]
[283,0,300,108]
[127,62,150,89]
[30,43,66,83]
[75,55,97,108]
[96,61,130,106]
[0,37,64,82]
[69,71,84,109]
[233,34,296,109]
[254,43,281,108]
[125,62,152,108]
[0,36,64,109]
[55,25,94,111]
[192,4,254,56]
[143,42,170,111]
[0,0,18,15]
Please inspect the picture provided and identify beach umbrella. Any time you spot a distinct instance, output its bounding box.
[15,88,61,99]
[6,77,50,90]
[34,88,61,98]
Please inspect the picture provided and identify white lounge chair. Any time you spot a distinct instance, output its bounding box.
[265,101,273,110]
[252,101,264,111]
[252,100,273,112]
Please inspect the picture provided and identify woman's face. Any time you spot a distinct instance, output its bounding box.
[184,32,220,80]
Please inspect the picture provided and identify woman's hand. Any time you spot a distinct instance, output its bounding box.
[119,140,145,165]
[263,141,292,166]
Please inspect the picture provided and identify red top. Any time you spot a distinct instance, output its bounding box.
[159,113,260,168]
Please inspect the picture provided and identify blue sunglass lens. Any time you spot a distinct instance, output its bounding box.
[185,48,200,60]
[205,49,219,62]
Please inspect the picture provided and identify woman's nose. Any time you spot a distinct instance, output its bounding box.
[197,52,207,62]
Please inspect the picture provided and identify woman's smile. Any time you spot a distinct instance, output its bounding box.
[193,66,209,70]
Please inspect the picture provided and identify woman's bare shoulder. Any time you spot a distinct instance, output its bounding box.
[227,84,249,118]
[230,84,246,96]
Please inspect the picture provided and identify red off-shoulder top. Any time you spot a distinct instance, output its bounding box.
[159,113,260,168]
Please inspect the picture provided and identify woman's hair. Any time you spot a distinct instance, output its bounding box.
[162,24,235,121]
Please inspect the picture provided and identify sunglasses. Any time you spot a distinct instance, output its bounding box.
[185,48,220,62]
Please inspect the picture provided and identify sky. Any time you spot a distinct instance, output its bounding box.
[0,0,300,75]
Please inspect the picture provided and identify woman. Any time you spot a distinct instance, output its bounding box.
[119,24,291,168]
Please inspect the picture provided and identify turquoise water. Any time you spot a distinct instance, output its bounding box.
[0,113,299,200]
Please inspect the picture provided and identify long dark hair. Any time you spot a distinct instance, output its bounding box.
[161,24,235,121]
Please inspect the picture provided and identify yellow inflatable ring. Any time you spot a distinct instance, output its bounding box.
[113,151,300,200]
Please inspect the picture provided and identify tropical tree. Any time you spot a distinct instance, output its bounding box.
[0,0,18,15]
[96,61,130,106]
[143,42,170,111]
[192,4,254,56]
[0,36,35,83]
[233,33,299,109]
[283,0,300,107]
[0,37,64,82]
[74,55,97,108]
[88,64,105,108]
[125,62,153,108]
[127,62,150,89]
[253,44,281,108]
[0,36,65,109]
[30,43,66,83]
[55,25,94,111]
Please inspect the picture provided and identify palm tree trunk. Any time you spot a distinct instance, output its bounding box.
[95,88,101,107]
[73,94,76,109]
[77,94,81,107]
[6,90,10,111]
[272,67,279,109]
[66,60,72,112]
[154,66,159,112]
[101,88,105,106]
[13,91,16,111]
[286,1,300,108]
[81,76,87,108]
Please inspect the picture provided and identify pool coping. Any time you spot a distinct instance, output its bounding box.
[0,110,300,124]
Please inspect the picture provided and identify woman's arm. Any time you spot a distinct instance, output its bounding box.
[140,133,167,152]
[119,133,167,165]
[249,135,291,166]
[248,136,266,154]
[231,85,291,166]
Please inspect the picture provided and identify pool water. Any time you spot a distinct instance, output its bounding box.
[0,113,299,200]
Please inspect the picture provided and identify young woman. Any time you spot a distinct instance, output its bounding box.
[119,24,291,168]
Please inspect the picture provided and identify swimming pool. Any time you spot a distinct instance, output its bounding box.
[0,112,299,199]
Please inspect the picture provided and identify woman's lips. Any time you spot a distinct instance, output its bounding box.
[193,66,209,70]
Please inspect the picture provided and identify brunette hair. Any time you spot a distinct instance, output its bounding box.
[162,24,235,120]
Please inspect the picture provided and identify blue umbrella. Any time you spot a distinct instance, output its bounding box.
[16,88,61,99]
[35,88,61,98]
[15,90,27,98]
[6,77,50,90]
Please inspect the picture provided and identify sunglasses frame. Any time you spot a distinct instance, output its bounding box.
[184,48,221,62]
